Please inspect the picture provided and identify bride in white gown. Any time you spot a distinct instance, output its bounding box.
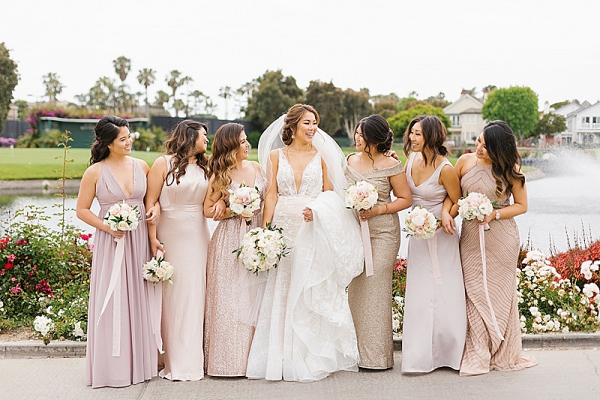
[246,104,364,382]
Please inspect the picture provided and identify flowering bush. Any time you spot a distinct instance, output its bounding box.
[550,240,600,286]
[0,206,92,341]
[518,250,600,333]
[392,258,407,335]
[0,137,17,148]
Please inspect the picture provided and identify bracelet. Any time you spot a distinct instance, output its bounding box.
[495,210,501,220]
[384,204,389,214]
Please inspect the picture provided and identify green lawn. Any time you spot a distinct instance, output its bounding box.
[0,146,459,180]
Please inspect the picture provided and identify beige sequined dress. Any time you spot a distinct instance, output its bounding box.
[344,156,402,369]
[204,165,265,376]
[459,162,537,376]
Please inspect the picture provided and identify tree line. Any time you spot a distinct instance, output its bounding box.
[0,46,569,140]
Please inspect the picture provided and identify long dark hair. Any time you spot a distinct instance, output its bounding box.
[355,114,394,162]
[164,120,209,185]
[482,120,525,199]
[90,116,129,165]
[403,115,448,167]
[208,123,246,199]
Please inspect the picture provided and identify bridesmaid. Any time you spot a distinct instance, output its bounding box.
[401,115,466,373]
[203,123,266,376]
[145,119,215,381]
[76,116,158,388]
[344,114,412,369]
[452,120,537,376]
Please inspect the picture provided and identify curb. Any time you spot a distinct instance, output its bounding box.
[2,333,598,359]
[392,332,600,352]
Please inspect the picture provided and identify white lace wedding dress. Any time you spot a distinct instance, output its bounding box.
[246,149,364,382]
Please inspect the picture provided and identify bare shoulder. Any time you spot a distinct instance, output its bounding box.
[132,157,150,174]
[82,162,102,181]
[380,155,400,168]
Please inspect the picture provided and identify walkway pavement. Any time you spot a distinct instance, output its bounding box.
[0,349,598,399]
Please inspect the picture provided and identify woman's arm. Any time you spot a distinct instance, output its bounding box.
[145,156,166,256]
[321,158,333,192]
[203,175,230,220]
[76,165,125,239]
[482,171,528,223]
[439,164,462,234]
[262,150,280,228]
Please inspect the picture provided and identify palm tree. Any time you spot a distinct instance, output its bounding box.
[204,96,217,116]
[137,68,156,117]
[42,72,65,104]
[154,90,170,108]
[189,90,205,116]
[166,70,193,117]
[219,86,232,119]
[113,56,131,112]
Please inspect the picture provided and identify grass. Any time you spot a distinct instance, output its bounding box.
[0,146,462,180]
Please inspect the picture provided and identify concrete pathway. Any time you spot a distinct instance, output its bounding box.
[1,350,598,399]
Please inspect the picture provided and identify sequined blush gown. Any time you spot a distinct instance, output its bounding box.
[459,161,537,376]
[204,163,266,376]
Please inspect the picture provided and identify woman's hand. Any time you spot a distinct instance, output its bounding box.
[211,199,227,221]
[150,237,165,258]
[302,207,313,222]
[384,150,400,161]
[480,210,496,225]
[441,210,456,235]
[358,205,382,221]
[146,204,161,225]
[105,226,126,240]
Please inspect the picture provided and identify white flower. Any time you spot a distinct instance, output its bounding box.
[73,321,85,338]
[583,283,600,298]
[33,315,54,337]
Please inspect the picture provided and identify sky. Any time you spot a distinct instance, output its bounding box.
[2,0,599,119]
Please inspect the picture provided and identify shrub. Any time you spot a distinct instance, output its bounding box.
[0,137,16,148]
[247,131,261,149]
[0,206,92,340]
[132,126,167,152]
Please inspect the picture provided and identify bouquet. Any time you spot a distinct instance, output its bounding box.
[142,250,174,286]
[103,200,140,231]
[234,223,288,274]
[345,180,379,211]
[404,206,438,239]
[457,192,494,223]
[229,183,261,225]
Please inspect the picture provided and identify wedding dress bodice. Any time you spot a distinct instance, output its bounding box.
[277,149,322,198]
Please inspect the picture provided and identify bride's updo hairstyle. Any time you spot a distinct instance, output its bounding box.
[481,120,525,200]
[164,119,209,186]
[282,104,320,145]
[208,122,246,199]
[403,115,448,167]
[355,114,394,161]
[90,116,129,165]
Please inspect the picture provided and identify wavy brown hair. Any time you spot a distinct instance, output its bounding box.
[282,104,320,145]
[208,123,246,199]
[164,120,208,186]
[403,115,448,167]
[481,120,525,200]
[90,116,129,165]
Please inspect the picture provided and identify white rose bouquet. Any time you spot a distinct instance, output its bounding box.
[142,250,174,286]
[404,206,438,239]
[103,200,140,232]
[345,180,379,211]
[457,192,495,223]
[229,183,261,225]
[234,223,288,274]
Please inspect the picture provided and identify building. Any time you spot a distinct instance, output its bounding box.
[443,91,486,145]
[553,101,600,146]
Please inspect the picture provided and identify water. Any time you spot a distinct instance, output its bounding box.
[1,151,598,256]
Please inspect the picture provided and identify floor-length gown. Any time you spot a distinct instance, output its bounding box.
[401,153,466,373]
[344,159,402,369]
[86,161,158,388]
[204,166,266,376]
[459,162,537,376]
[156,155,210,381]
[246,149,362,382]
